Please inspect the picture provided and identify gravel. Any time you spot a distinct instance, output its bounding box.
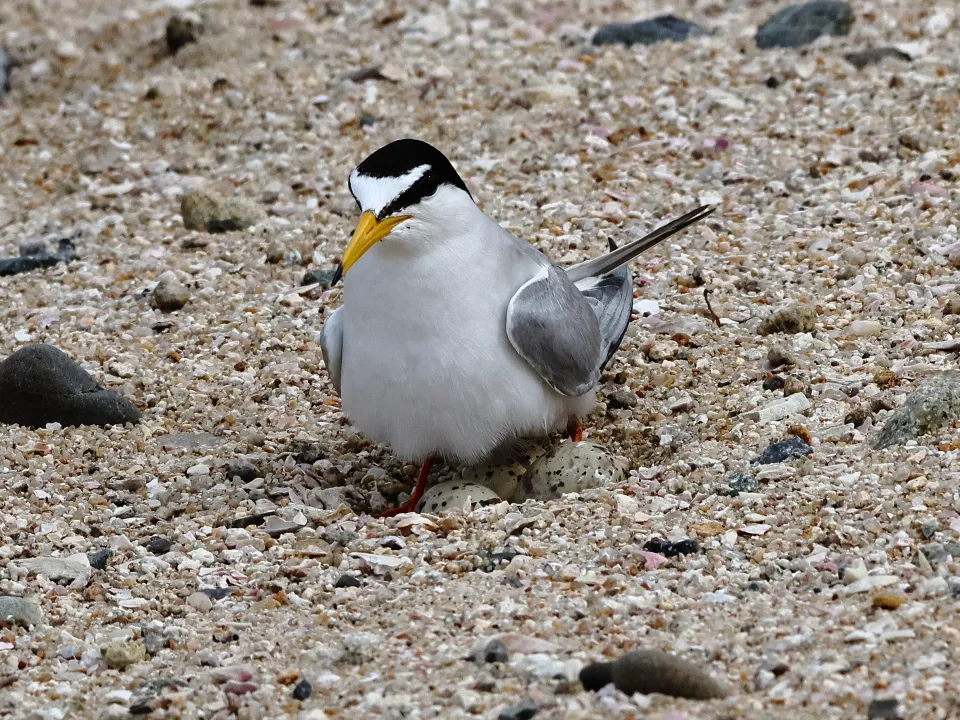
[1,0,959,718]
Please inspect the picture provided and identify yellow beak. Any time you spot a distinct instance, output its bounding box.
[335,210,411,283]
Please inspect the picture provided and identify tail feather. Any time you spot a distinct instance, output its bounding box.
[565,205,715,283]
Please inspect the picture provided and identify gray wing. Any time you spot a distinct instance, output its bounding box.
[506,265,603,397]
[575,258,633,372]
[319,305,344,395]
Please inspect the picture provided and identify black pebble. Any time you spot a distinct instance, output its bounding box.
[593,15,708,47]
[482,639,509,664]
[644,538,701,557]
[87,549,112,570]
[292,678,312,701]
[756,1,854,50]
[752,436,812,465]
[335,574,362,588]
[762,375,786,391]
[497,698,538,720]
[724,471,758,495]
[765,76,781,89]
[143,536,174,556]
[867,698,904,720]
[0,238,77,277]
[0,344,140,429]
[201,587,234,601]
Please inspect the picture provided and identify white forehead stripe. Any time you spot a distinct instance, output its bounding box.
[349,164,431,216]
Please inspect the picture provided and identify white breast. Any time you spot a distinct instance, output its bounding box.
[339,215,594,464]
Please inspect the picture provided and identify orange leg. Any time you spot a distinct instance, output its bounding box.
[379,457,434,518]
[567,415,583,443]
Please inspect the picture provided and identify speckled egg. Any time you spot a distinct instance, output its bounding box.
[461,439,548,501]
[513,441,624,502]
[416,480,502,514]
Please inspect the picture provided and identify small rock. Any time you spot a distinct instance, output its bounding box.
[0,47,20,100]
[767,345,797,368]
[873,369,898,389]
[592,15,708,47]
[647,340,679,361]
[302,268,338,289]
[757,304,816,336]
[872,591,907,610]
[102,641,148,671]
[151,273,190,312]
[225,460,260,483]
[867,698,905,720]
[845,320,882,337]
[468,638,510,664]
[844,406,870,427]
[265,241,285,264]
[782,376,809,397]
[872,372,960,449]
[644,538,700,557]
[746,392,811,423]
[87,549,112,570]
[724,471,758,495]
[844,47,911,70]
[514,442,623,502]
[942,295,960,316]
[580,649,727,699]
[0,596,43,628]
[763,375,786,391]
[166,12,203,54]
[181,191,259,233]
[752,436,813,464]
[756,1,854,49]
[334,574,362,589]
[0,237,78,277]
[186,591,214,612]
[497,699,539,720]
[292,678,312,701]
[0,345,139,428]
[417,481,501,514]
[606,388,638,409]
[898,134,925,153]
[144,536,174,555]
[923,11,953,38]
[14,553,92,588]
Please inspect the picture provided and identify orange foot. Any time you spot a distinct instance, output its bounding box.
[379,457,434,518]
[567,415,584,443]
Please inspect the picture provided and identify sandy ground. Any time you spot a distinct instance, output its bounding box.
[1,0,959,718]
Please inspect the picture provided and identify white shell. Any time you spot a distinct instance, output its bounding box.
[462,439,548,502]
[416,480,502,514]
[514,442,624,502]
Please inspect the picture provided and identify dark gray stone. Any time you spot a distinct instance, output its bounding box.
[334,574,362,589]
[752,436,813,465]
[724,471,759,495]
[0,237,77,277]
[867,698,904,720]
[872,372,960,449]
[844,47,911,70]
[756,1,854,50]
[143,536,174,556]
[0,47,19,100]
[593,15,708,47]
[644,538,700,557]
[497,698,538,720]
[166,12,202,55]
[292,678,312,701]
[580,649,727,699]
[302,268,338,289]
[0,344,140,428]
[88,549,113,570]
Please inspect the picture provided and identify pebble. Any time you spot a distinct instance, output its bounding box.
[470,639,510,664]
[872,591,907,610]
[724,471,758,494]
[606,388,638,409]
[592,15,708,47]
[868,698,905,719]
[14,553,92,588]
[144,536,175,555]
[101,641,148,671]
[166,11,203,54]
[497,699,539,720]
[871,372,960,449]
[0,345,140,428]
[186,591,214,612]
[752,436,813,464]
[644,538,700,557]
[746,393,811,423]
[292,678,312,701]
[513,442,623,502]
[757,304,817,336]
[844,47,911,70]
[755,1,854,49]
[0,46,18,100]
[767,345,797,368]
[181,191,259,233]
[844,320,882,337]
[0,596,44,628]
[334,574,362,589]
[580,649,728,699]
[0,237,78,277]
[416,480,501,514]
[151,272,191,312]
[87,549,112,570]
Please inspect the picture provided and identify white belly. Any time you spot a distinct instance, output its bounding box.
[339,234,594,464]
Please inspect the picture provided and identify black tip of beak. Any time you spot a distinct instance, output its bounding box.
[331,263,343,286]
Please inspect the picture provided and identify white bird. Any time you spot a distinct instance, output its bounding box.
[321,139,713,516]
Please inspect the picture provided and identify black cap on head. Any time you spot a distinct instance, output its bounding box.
[350,138,473,219]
